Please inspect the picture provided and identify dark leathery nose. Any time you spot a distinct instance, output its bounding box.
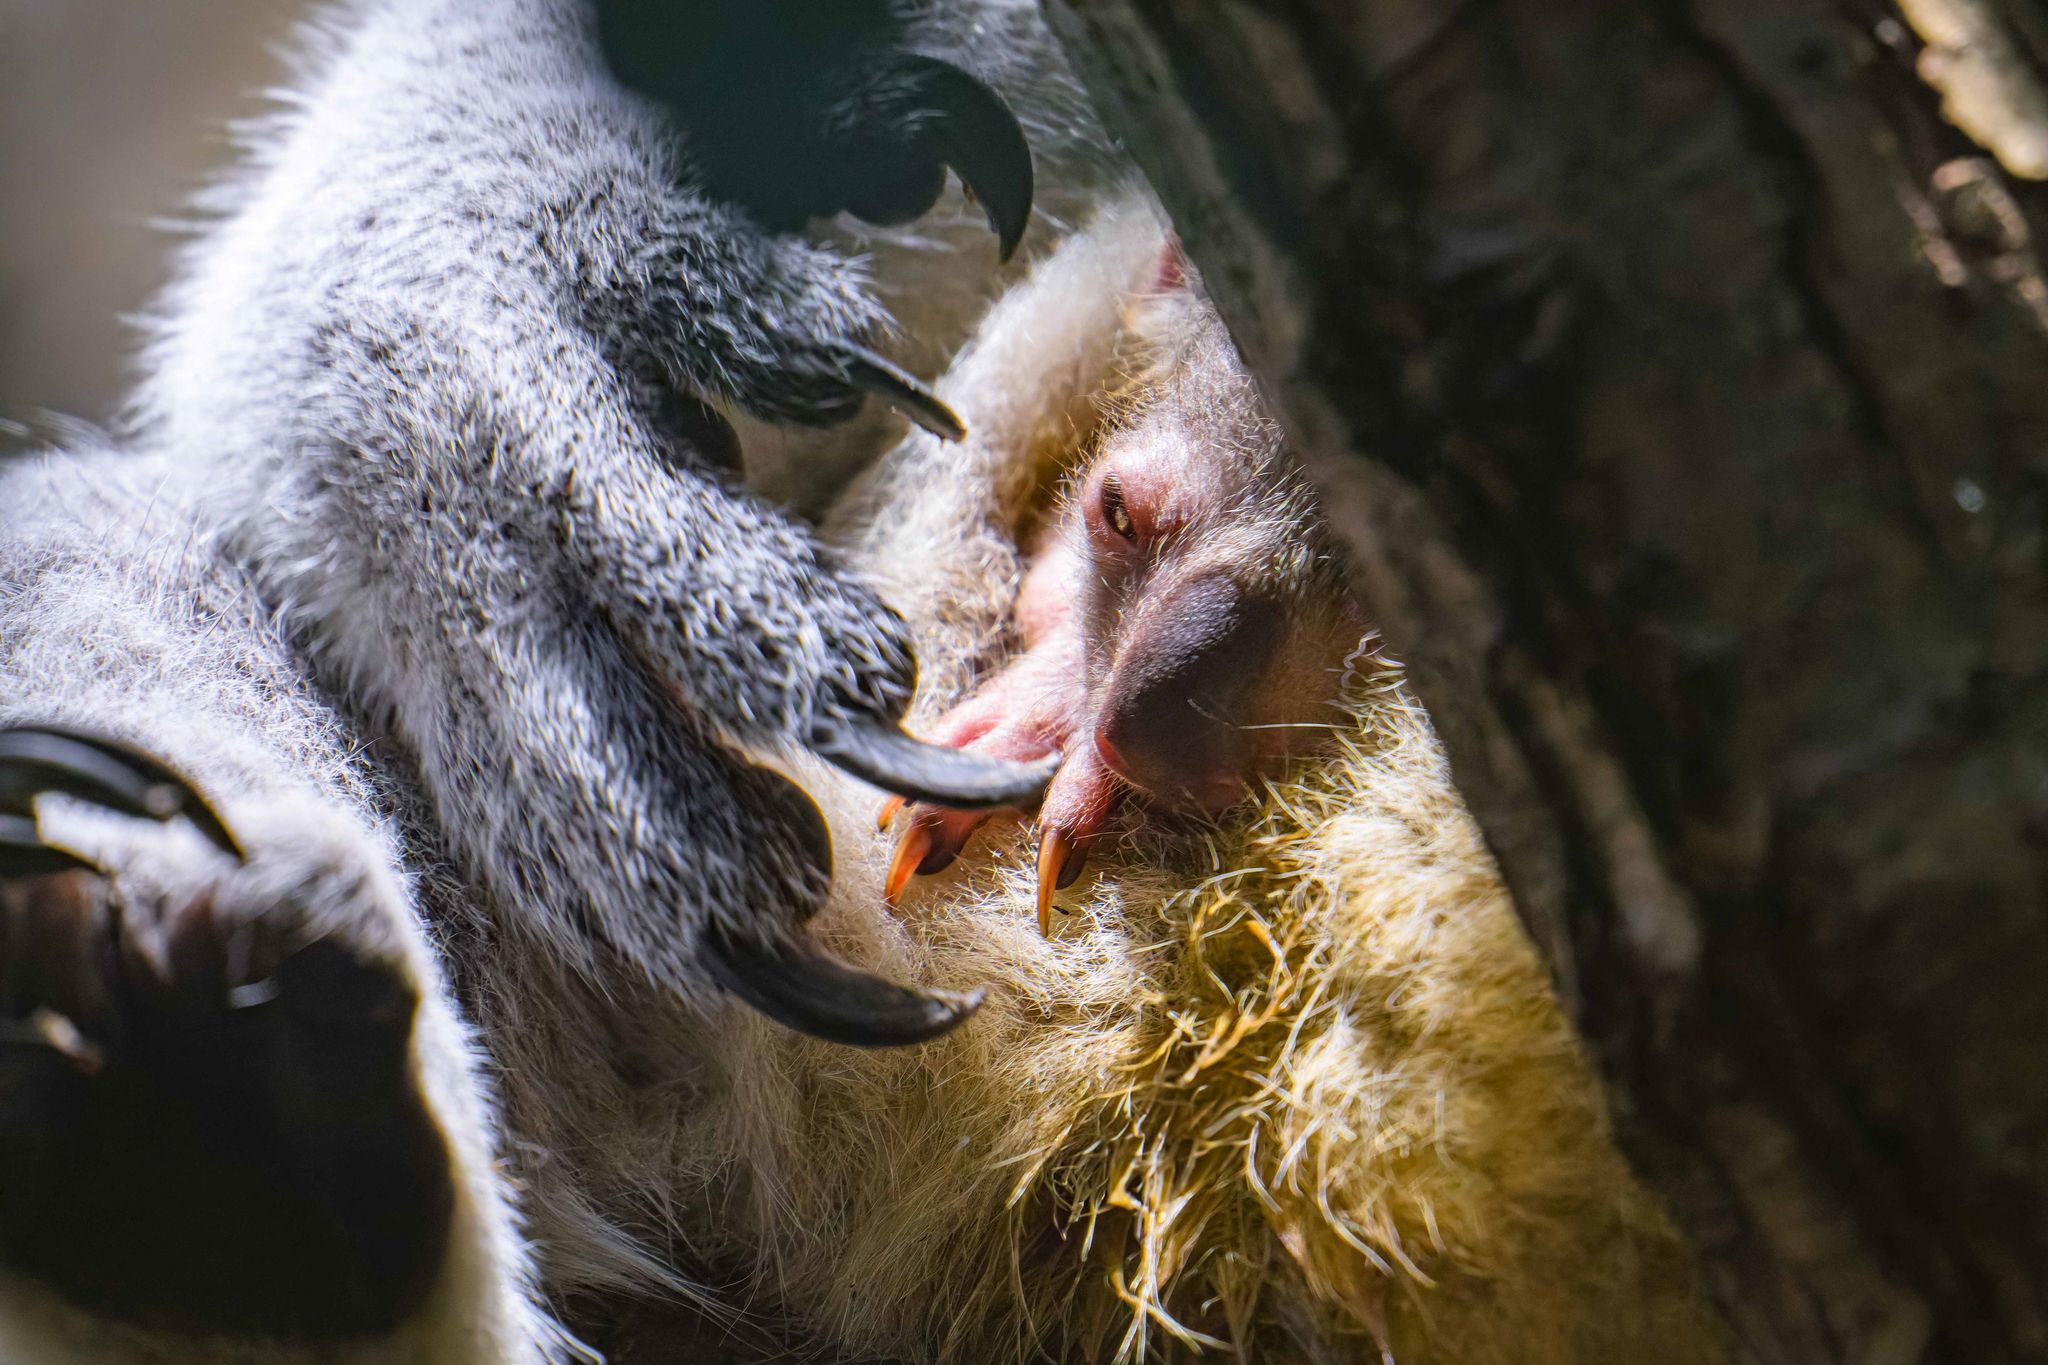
[1094,573,1280,811]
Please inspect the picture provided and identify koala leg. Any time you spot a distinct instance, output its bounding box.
[0,762,561,1362]
[259,304,1050,1047]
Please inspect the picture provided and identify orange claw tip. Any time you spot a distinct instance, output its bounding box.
[885,825,935,908]
[1035,826,1074,937]
[877,793,908,833]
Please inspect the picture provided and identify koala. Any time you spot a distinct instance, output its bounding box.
[878,262,1371,930]
[0,0,1115,1359]
[0,3,1718,1362]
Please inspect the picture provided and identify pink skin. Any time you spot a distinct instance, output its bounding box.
[881,546,1110,928]
[885,258,1365,931]
[884,433,1365,933]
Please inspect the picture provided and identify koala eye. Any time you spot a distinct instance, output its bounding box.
[1086,465,1170,557]
[1099,473,1138,542]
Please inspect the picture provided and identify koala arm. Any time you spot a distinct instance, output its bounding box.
[0,454,558,1361]
[127,0,1052,1043]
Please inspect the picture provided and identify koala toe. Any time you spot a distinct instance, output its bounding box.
[809,53,1035,260]
[805,582,1057,812]
[689,753,985,1048]
[0,725,243,879]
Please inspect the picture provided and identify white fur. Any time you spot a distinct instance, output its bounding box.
[0,3,1712,1362]
[0,1,1115,1358]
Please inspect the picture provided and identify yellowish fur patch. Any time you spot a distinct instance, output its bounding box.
[666,203,1722,1363]
[688,674,1716,1364]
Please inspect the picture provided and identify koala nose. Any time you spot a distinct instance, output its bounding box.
[1093,573,1279,812]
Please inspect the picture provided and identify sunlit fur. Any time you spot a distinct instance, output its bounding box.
[594,205,1725,1364]
[0,2,1718,1359]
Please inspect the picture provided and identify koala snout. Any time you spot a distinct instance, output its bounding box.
[1093,572,1279,813]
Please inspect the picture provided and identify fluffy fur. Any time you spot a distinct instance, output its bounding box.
[0,4,1714,1362]
[0,447,556,1361]
[641,205,1721,1364]
[0,0,1108,1356]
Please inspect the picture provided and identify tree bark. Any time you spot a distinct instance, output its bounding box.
[1042,1,2048,1360]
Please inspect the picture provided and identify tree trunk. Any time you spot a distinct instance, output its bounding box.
[1042,1,2048,1359]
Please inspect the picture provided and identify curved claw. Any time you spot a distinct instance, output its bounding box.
[704,926,985,1047]
[890,56,1035,262]
[877,793,907,833]
[839,346,966,442]
[0,726,244,862]
[883,824,933,907]
[1034,825,1088,937]
[811,715,1058,810]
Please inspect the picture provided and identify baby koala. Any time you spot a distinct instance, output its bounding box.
[883,261,1369,929]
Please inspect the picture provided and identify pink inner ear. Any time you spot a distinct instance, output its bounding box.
[1153,238,1190,293]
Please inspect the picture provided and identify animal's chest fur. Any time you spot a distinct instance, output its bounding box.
[456,204,1721,1365]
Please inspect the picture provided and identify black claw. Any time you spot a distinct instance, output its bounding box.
[810,715,1059,810]
[0,727,244,862]
[598,5,1034,251]
[889,56,1035,262]
[0,815,101,879]
[704,926,984,1048]
[839,347,966,442]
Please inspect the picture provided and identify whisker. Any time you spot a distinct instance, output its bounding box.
[1236,721,1341,733]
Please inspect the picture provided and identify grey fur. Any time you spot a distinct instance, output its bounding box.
[0,0,1117,1359]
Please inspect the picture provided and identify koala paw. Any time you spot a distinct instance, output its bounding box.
[632,224,967,442]
[878,633,1119,935]
[598,0,1035,444]
[803,570,1062,813]
[601,1,1033,256]
[0,728,453,1339]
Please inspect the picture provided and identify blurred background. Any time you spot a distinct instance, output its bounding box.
[0,0,301,433]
